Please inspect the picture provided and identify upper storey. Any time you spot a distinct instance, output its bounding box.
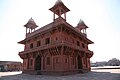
[19,0,93,45]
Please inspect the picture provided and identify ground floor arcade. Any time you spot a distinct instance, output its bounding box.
[19,46,92,75]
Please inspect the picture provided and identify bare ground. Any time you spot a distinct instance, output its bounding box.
[0,69,120,80]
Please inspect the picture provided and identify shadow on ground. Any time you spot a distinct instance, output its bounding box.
[1,71,120,80]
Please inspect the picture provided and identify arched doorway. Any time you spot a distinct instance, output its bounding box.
[35,55,41,70]
[78,55,83,69]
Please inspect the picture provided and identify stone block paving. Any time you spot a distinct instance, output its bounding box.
[0,69,120,80]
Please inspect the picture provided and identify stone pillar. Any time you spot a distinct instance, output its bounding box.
[88,58,90,69]
[27,58,29,70]
[41,57,44,70]
[64,13,66,21]
[29,28,30,33]
[33,58,35,70]
[81,57,84,69]
[53,13,55,21]
[59,7,61,17]
[68,55,70,70]
[51,55,53,71]
[61,46,64,71]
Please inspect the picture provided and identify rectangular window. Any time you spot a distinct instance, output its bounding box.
[37,41,41,47]
[47,57,50,65]
[30,43,33,49]
[65,58,68,63]
[45,38,50,44]
[82,43,85,48]
[77,41,80,46]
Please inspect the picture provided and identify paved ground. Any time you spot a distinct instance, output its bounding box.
[0,69,120,80]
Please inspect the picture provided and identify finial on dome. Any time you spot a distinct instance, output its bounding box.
[78,19,84,24]
[55,0,63,4]
[29,17,34,22]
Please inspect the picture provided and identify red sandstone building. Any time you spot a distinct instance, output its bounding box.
[0,61,22,72]
[18,0,93,75]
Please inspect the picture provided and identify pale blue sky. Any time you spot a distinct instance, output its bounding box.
[0,0,120,62]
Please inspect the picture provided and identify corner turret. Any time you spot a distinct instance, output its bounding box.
[24,18,38,37]
[76,19,88,37]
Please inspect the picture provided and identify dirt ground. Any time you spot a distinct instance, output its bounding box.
[0,69,120,80]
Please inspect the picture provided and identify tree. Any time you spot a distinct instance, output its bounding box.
[108,58,120,66]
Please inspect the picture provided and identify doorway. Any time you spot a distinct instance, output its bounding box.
[35,55,41,70]
[77,55,83,69]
